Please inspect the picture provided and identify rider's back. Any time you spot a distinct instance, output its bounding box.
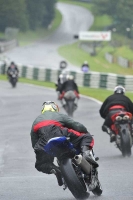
[100,93,133,118]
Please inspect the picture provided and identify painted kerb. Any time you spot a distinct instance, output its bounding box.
[0,64,133,91]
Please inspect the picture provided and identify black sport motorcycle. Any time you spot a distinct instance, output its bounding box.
[8,70,18,88]
[44,136,102,200]
[61,90,78,117]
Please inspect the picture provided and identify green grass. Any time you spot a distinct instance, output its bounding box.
[58,42,133,75]
[90,15,112,31]
[0,32,5,39]
[113,46,133,61]
[1,74,133,102]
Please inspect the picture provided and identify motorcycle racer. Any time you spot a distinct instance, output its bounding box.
[99,85,133,142]
[59,75,79,99]
[7,61,19,80]
[30,101,99,188]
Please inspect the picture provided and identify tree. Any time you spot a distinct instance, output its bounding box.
[0,0,28,32]
[26,0,57,30]
[42,0,57,28]
[92,0,133,38]
[26,0,46,30]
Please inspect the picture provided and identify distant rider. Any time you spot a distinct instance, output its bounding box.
[99,85,133,142]
[7,61,19,80]
[56,61,68,97]
[59,60,67,70]
[56,70,68,98]
[81,61,90,73]
[59,75,79,99]
[30,101,101,190]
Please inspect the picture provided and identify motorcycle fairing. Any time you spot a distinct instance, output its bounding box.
[44,136,74,157]
[111,111,132,135]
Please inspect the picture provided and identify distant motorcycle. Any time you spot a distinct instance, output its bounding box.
[111,111,133,157]
[44,136,102,199]
[61,90,79,117]
[8,70,18,88]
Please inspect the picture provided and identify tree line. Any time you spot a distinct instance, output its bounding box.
[92,0,133,38]
[0,0,57,32]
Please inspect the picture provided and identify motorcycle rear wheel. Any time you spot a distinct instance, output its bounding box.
[121,129,132,157]
[60,158,89,200]
[66,101,74,117]
[11,79,17,88]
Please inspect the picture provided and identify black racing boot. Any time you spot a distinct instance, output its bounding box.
[81,146,99,168]
[102,125,115,143]
[110,132,116,143]
[50,164,63,186]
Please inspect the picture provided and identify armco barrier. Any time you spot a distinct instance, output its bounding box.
[0,64,133,91]
[117,56,129,68]
[105,52,133,68]
[105,53,113,63]
[0,39,18,53]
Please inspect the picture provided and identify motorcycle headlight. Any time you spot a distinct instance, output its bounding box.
[123,115,129,120]
[116,116,122,121]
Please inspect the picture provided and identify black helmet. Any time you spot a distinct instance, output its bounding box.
[114,85,125,94]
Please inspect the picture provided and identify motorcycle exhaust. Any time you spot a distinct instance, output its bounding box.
[74,155,92,175]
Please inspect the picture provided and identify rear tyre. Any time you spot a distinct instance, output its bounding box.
[11,78,17,88]
[121,129,132,157]
[60,159,89,200]
[67,101,74,117]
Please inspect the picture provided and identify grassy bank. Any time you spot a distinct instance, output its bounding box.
[1,74,133,102]
[58,42,133,75]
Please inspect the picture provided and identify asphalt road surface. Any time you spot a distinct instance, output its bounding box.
[0,81,133,200]
[3,2,94,72]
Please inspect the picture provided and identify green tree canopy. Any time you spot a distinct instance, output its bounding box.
[0,0,28,32]
[26,0,46,30]
[93,0,133,38]
[0,0,57,32]
[42,0,57,28]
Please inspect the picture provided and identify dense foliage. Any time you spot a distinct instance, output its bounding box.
[92,0,133,38]
[0,0,57,32]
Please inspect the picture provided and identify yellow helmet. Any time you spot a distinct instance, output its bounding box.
[41,101,59,113]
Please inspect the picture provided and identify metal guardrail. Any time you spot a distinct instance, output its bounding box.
[105,53,113,63]
[105,52,133,68]
[0,39,18,53]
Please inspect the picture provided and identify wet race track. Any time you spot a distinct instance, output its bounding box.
[0,81,133,200]
[0,2,133,200]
